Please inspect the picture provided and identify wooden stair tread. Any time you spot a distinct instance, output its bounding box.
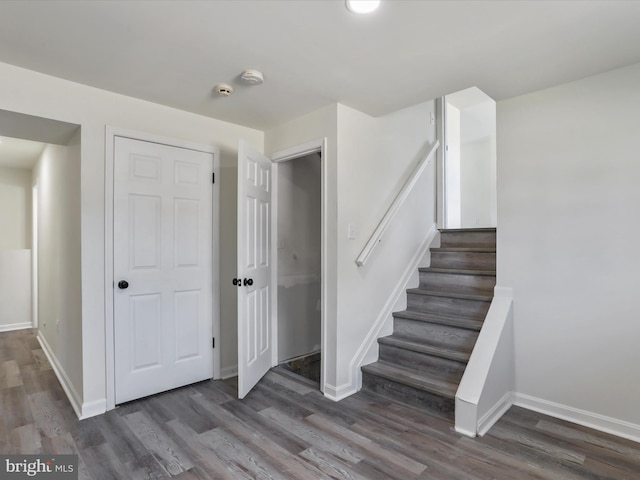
[419,266,496,276]
[431,247,496,253]
[439,227,496,233]
[407,287,494,301]
[362,362,457,399]
[378,335,472,363]
[393,309,483,331]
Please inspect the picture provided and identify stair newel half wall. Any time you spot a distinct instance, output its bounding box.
[361,228,496,422]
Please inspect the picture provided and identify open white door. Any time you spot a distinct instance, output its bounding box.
[237,140,273,399]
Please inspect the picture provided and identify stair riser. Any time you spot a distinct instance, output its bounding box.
[393,318,479,350]
[440,231,496,248]
[378,343,466,381]
[362,372,454,420]
[393,312,483,332]
[430,251,496,270]
[407,293,490,319]
[419,271,496,291]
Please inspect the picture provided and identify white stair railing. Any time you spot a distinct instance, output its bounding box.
[356,139,440,267]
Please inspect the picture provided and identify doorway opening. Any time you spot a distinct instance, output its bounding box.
[269,140,326,391]
[442,87,497,229]
[275,152,322,386]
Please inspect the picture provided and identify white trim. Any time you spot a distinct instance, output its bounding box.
[435,97,445,229]
[80,398,108,419]
[270,138,328,395]
[477,391,514,436]
[220,364,238,380]
[514,393,640,444]
[104,126,220,411]
[38,333,83,418]
[0,322,33,332]
[271,139,324,163]
[347,224,438,393]
[31,182,38,329]
[323,382,357,402]
[356,140,440,267]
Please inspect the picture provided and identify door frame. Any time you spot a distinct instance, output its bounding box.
[270,138,327,393]
[104,126,220,411]
[32,181,39,328]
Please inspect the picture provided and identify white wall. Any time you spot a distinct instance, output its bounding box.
[0,61,263,415]
[0,166,32,331]
[498,61,640,440]
[460,101,496,227]
[266,101,437,399]
[33,138,83,398]
[277,154,322,362]
[445,104,461,228]
[0,250,31,331]
[0,166,32,249]
[334,101,437,396]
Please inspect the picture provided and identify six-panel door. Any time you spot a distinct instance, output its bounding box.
[113,136,213,404]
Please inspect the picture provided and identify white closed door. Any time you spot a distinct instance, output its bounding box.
[114,136,213,404]
[237,140,273,399]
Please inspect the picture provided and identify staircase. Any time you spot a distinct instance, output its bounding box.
[361,227,496,420]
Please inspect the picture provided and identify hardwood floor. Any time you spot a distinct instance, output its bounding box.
[1,329,639,479]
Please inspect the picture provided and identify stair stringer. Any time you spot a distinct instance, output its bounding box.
[455,286,515,437]
[344,223,439,397]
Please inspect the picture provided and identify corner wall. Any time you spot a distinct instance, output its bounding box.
[33,136,83,404]
[497,62,640,441]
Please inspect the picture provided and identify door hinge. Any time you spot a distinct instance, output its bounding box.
[212,337,215,349]
[212,172,215,184]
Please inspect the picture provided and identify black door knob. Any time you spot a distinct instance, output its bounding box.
[118,280,129,290]
[243,278,253,287]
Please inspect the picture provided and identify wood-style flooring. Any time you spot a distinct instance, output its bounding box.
[1,329,639,479]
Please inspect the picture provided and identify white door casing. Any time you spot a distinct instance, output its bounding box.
[237,140,273,399]
[113,136,213,404]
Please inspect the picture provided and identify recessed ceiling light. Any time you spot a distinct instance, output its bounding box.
[346,0,381,14]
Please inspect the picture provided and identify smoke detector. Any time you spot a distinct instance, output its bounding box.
[214,83,234,96]
[240,70,264,85]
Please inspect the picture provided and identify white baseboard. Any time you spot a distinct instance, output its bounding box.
[0,322,33,332]
[514,392,640,444]
[37,333,83,419]
[38,333,106,420]
[323,382,357,402]
[478,391,514,436]
[80,399,107,419]
[220,364,238,380]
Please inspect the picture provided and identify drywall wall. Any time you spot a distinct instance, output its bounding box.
[266,101,437,398]
[33,137,83,400]
[460,101,496,227]
[498,61,640,439]
[445,88,497,229]
[0,60,263,415]
[0,166,32,249]
[445,104,461,228]
[277,154,322,362]
[0,249,31,331]
[334,101,437,395]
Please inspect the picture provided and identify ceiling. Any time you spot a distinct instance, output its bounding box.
[0,1,639,130]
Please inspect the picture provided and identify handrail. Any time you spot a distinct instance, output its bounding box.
[356,139,440,267]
